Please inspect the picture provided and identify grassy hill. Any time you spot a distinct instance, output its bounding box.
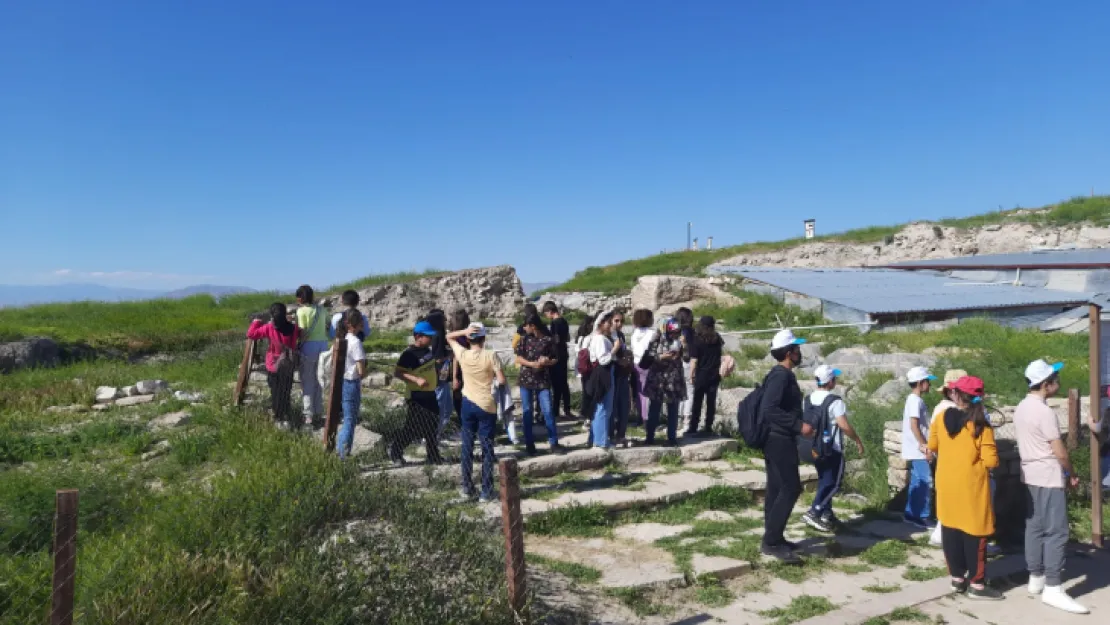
[548,195,1110,295]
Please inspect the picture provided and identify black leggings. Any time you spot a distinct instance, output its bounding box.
[267,370,294,422]
[550,358,572,417]
[941,526,988,584]
[688,381,719,432]
[763,434,803,547]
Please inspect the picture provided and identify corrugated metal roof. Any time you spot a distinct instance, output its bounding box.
[709,266,1089,315]
[883,248,1110,270]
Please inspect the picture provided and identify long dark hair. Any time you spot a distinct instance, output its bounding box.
[449,309,471,332]
[576,315,595,341]
[270,303,294,336]
[951,390,990,439]
[695,315,720,344]
[675,307,694,329]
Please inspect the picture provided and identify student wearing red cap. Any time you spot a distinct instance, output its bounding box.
[928,375,1001,600]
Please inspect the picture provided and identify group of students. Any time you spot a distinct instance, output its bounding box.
[756,328,1098,613]
[569,306,732,450]
[899,360,1097,612]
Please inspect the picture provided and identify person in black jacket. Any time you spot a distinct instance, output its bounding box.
[761,329,814,563]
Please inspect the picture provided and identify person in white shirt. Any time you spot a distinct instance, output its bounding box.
[800,365,863,533]
[337,311,368,460]
[585,310,621,449]
[630,309,658,423]
[902,366,938,529]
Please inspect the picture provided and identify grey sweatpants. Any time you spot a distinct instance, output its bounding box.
[1025,484,1068,586]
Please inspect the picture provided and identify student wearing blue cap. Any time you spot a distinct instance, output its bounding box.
[390,319,444,466]
[800,365,862,534]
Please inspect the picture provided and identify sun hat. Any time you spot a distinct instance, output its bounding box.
[771,329,806,350]
[950,375,985,398]
[1024,359,1064,388]
[413,320,437,336]
[906,366,937,384]
[814,365,841,385]
[942,369,968,386]
[467,322,488,339]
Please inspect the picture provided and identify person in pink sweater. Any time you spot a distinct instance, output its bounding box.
[247,303,300,425]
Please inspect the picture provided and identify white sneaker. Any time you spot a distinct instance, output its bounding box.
[1027,574,1046,595]
[1042,586,1090,614]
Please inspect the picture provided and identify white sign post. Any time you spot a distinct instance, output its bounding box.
[804,219,815,240]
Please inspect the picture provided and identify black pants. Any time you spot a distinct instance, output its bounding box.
[763,434,803,548]
[942,526,988,584]
[551,358,572,416]
[267,370,294,422]
[390,397,444,464]
[688,381,719,433]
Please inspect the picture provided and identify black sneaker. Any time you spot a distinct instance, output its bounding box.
[967,585,1003,601]
[524,446,539,457]
[951,579,969,594]
[549,444,567,455]
[802,511,833,533]
[781,540,802,552]
[761,544,802,564]
[820,512,841,528]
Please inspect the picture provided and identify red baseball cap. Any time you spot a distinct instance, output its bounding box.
[948,375,985,397]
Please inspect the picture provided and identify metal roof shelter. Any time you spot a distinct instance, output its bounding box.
[883,248,1110,270]
[708,265,1089,329]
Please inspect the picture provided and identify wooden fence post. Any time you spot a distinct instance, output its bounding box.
[1067,388,1080,450]
[1089,303,1103,548]
[50,489,79,625]
[499,458,527,615]
[232,339,257,407]
[322,337,347,452]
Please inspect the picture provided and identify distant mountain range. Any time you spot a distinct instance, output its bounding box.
[0,283,256,308]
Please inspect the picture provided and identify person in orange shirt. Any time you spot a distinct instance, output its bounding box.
[928,375,1001,601]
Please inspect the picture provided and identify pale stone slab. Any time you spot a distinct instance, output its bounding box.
[719,470,768,490]
[528,536,686,589]
[681,438,738,462]
[148,410,191,430]
[695,510,735,523]
[115,394,155,407]
[613,522,692,544]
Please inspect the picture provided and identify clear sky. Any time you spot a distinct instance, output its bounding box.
[2,1,1108,291]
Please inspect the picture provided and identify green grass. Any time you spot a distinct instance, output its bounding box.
[0,348,520,625]
[527,554,602,584]
[545,195,1110,294]
[697,291,827,333]
[862,583,902,594]
[625,485,754,525]
[527,504,613,538]
[759,595,837,625]
[863,607,934,625]
[837,562,874,575]
[604,587,674,617]
[658,452,684,469]
[694,575,735,607]
[860,540,910,568]
[903,565,948,581]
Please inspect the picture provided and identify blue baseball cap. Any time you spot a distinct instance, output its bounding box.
[413,320,437,336]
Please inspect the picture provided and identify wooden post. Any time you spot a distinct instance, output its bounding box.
[322,337,347,452]
[1067,388,1081,450]
[499,458,527,615]
[232,339,257,407]
[50,490,79,625]
[1089,303,1104,548]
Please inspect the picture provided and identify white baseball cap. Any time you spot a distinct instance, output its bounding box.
[906,366,937,384]
[814,365,841,385]
[467,322,488,339]
[1025,359,1064,387]
[770,329,806,350]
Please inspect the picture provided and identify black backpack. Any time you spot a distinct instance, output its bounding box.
[797,394,840,464]
[736,373,770,449]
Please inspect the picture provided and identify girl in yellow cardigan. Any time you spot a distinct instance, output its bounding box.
[928,375,1002,601]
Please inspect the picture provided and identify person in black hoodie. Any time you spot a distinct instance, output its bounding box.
[760,329,814,563]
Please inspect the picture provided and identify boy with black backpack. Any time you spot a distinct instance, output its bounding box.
[800,365,864,534]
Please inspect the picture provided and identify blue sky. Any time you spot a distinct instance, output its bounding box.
[2,1,1108,290]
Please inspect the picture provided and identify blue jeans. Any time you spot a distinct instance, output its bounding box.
[646,399,679,445]
[589,369,615,448]
[610,375,631,442]
[460,398,497,498]
[521,387,557,449]
[905,459,934,522]
[810,451,845,518]
[435,380,453,438]
[337,379,361,459]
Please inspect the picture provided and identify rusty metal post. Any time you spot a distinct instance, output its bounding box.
[323,337,347,452]
[499,458,527,615]
[1068,388,1080,450]
[233,339,257,407]
[50,490,79,625]
[1089,303,1104,548]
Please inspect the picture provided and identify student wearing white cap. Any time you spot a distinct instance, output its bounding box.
[760,329,814,563]
[800,365,863,534]
[902,366,938,529]
[1014,359,1088,614]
